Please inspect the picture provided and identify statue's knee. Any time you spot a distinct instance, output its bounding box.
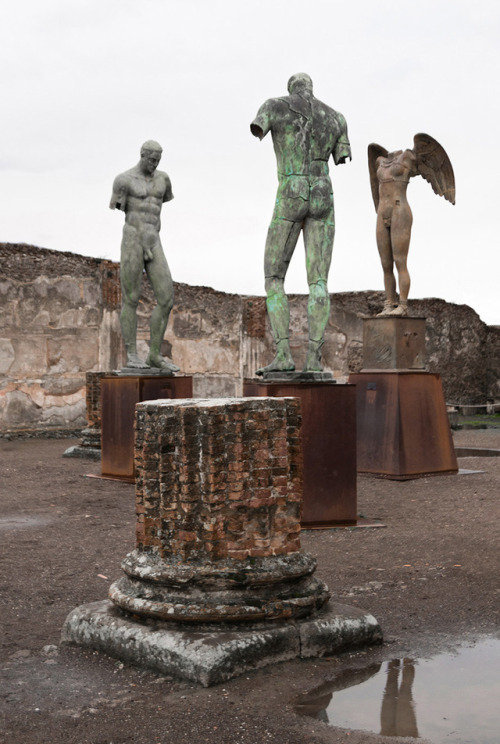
[122,295,139,311]
[158,298,173,316]
[265,277,284,297]
[309,281,328,305]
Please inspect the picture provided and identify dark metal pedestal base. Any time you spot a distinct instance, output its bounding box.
[349,371,458,479]
[101,375,193,481]
[243,379,357,527]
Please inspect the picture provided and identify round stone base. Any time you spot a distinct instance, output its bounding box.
[109,549,330,622]
[121,549,318,587]
[109,574,329,622]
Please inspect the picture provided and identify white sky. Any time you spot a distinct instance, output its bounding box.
[1,0,498,325]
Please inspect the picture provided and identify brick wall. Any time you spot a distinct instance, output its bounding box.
[85,372,109,426]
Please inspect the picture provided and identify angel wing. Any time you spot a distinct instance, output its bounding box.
[413,133,455,204]
[367,143,388,211]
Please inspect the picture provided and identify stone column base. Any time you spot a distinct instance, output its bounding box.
[109,549,329,623]
[62,599,382,687]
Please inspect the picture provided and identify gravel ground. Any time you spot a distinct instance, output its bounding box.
[1,427,499,744]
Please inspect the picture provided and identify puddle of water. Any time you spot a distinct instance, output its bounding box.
[294,639,500,743]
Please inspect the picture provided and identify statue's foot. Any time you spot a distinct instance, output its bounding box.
[125,353,149,369]
[377,302,397,317]
[303,341,323,372]
[386,303,408,317]
[256,354,295,377]
[303,355,323,372]
[146,354,180,373]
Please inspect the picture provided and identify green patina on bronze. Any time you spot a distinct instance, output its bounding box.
[251,73,351,374]
[110,141,179,373]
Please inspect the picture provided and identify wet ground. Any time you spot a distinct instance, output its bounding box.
[1,427,499,744]
[294,638,500,742]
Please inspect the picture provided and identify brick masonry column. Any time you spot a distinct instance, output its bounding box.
[81,371,109,449]
[109,397,330,622]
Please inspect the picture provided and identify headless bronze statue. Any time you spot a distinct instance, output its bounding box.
[368,134,455,316]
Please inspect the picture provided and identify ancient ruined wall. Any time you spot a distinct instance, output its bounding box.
[0,243,498,433]
[137,281,244,398]
[0,244,122,433]
[486,325,500,403]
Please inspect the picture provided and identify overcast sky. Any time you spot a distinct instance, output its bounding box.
[1,0,498,325]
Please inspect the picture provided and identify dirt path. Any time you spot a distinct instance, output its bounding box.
[1,428,499,744]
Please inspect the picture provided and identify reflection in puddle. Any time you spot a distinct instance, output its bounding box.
[294,639,500,743]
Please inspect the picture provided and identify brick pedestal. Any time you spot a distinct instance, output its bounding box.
[63,396,382,685]
[109,397,329,622]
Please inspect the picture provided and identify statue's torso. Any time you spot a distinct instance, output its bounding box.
[125,171,170,229]
[377,150,417,208]
[254,95,348,178]
[111,168,173,232]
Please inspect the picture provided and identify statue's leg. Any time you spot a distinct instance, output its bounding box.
[376,215,398,314]
[120,227,148,368]
[145,242,179,372]
[302,215,335,371]
[256,216,302,376]
[386,209,412,316]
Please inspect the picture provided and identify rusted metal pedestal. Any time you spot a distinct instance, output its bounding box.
[243,379,357,527]
[350,316,457,479]
[101,375,192,481]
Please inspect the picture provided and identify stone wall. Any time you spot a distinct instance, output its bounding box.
[0,243,121,434]
[1,243,498,433]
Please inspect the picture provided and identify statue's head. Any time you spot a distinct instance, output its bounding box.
[140,140,163,175]
[287,73,313,95]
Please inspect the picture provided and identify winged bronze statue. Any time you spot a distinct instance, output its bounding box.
[368,133,455,316]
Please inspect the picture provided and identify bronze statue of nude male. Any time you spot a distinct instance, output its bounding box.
[251,73,351,375]
[110,140,179,373]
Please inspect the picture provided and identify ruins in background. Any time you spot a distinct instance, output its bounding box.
[1,243,498,434]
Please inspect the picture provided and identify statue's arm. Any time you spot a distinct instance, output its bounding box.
[250,99,273,140]
[333,114,352,165]
[109,174,128,211]
[162,174,174,203]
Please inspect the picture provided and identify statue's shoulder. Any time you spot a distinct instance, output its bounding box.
[154,169,171,183]
[154,169,174,201]
[262,96,290,117]
[315,98,347,129]
[110,168,135,210]
[275,95,293,110]
[112,167,136,190]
